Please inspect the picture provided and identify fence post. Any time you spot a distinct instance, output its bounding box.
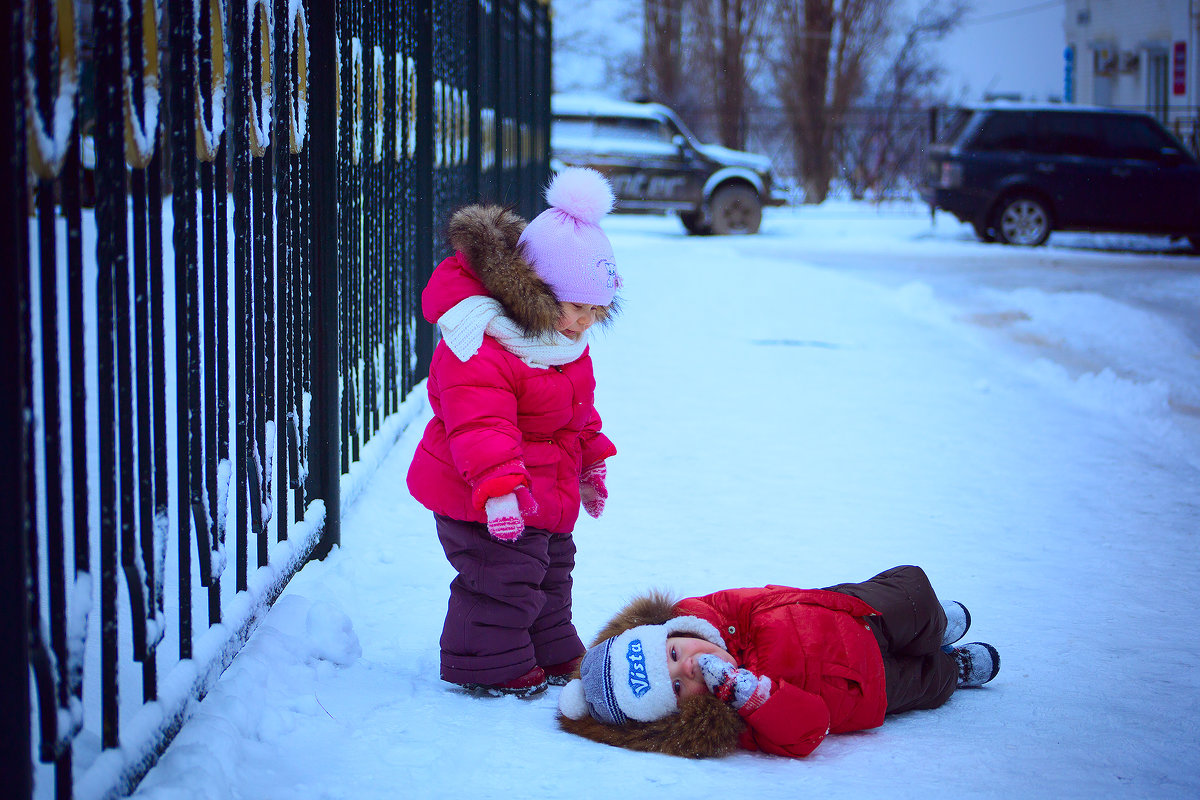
[1,0,33,796]
[310,0,341,559]
[414,0,434,380]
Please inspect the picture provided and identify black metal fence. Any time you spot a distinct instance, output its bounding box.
[1,1,551,797]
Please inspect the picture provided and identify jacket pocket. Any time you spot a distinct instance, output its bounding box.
[819,664,865,731]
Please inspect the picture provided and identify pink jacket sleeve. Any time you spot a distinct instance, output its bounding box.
[434,349,530,507]
[579,405,616,469]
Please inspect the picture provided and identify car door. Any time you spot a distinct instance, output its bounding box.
[588,115,700,212]
[1099,114,1200,234]
[1026,112,1115,228]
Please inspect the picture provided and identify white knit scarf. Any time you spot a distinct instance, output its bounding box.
[437,295,588,368]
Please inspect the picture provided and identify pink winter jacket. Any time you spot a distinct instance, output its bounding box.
[406,205,616,533]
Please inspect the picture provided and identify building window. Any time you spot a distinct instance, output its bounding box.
[1148,52,1169,122]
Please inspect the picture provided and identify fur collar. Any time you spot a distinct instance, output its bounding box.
[447,205,561,336]
[557,591,746,758]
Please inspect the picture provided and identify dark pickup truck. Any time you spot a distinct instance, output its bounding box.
[551,94,787,235]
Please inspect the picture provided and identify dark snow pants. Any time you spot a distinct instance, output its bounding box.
[435,514,585,685]
[826,565,959,714]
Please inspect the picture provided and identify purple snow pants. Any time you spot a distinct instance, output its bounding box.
[435,514,585,685]
[826,565,959,714]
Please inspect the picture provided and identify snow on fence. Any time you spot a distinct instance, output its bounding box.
[0,0,552,797]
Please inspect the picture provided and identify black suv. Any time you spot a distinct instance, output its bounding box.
[920,104,1200,248]
[551,94,787,235]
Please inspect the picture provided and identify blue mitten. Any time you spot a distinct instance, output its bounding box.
[697,653,772,715]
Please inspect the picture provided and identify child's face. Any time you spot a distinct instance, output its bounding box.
[666,636,736,700]
[556,302,602,340]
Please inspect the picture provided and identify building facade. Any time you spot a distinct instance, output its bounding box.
[1063,0,1199,150]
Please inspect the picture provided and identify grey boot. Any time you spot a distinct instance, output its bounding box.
[953,642,1000,687]
[942,601,971,647]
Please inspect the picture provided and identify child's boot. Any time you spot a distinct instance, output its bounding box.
[952,642,1000,687]
[542,656,583,686]
[941,601,971,647]
[454,665,548,698]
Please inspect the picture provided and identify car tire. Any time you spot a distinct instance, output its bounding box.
[1187,234,1200,253]
[679,210,711,235]
[994,194,1051,246]
[709,184,762,235]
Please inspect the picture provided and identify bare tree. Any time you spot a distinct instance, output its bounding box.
[680,0,773,150]
[552,0,643,96]
[770,0,889,203]
[642,0,687,108]
[838,1,968,200]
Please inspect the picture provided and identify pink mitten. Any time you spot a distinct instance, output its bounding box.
[579,463,608,519]
[485,493,524,541]
[514,484,538,517]
[697,653,772,715]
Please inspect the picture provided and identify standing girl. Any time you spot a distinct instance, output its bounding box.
[407,168,621,697]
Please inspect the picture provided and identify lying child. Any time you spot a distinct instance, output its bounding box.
[558,565,999,758]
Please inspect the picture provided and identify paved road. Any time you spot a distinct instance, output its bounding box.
[752,237,1200,349]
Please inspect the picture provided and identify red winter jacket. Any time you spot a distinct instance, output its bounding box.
[676,586,887,757]
[406,206,616,533]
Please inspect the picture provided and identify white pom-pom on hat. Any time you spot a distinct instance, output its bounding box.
[544,167,615,224]
[558,679,590,720]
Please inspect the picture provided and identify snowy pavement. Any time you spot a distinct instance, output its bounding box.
[129,203,1200,800]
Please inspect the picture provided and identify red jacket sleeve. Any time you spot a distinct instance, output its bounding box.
[737,680,831,757]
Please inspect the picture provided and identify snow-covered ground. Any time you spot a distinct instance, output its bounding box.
[129,204,1200,799]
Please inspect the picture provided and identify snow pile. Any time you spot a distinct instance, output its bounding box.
[130,595,360,800]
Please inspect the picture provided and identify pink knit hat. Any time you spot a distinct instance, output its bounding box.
[518,168,622,306]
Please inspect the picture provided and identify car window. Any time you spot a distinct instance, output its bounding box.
[552,117,593,140]
[935,108,975,145]
[1030,113,1106,157]
[555,115,679,157]
[593,117,673,143]
[969,112,1031,151]
[1101,115,1182,162]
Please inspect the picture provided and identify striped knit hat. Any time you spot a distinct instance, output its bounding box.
[557,616,725,725]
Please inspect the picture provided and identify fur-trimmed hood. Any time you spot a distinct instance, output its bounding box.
[556,591,745,758]
[423,204,562,336]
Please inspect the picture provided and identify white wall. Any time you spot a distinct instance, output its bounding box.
[1063,0,1197,134]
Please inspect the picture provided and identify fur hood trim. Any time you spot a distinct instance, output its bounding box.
[446,204,562,336]
[556,591,745,758]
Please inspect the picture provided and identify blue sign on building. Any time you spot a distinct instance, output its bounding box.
[1064,45,1075,103]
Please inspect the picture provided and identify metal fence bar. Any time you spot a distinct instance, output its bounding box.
[310,0,339,561]
[9,1,551,797]
[62,34,89,800]
[273,0,290,538]
[1,0,33,794]
[93,0,124,757]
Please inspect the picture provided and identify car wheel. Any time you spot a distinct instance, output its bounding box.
[994,194,1051,246]
[679,210,711,235]
[709,184,762,235]
[1187,234,1200,253]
